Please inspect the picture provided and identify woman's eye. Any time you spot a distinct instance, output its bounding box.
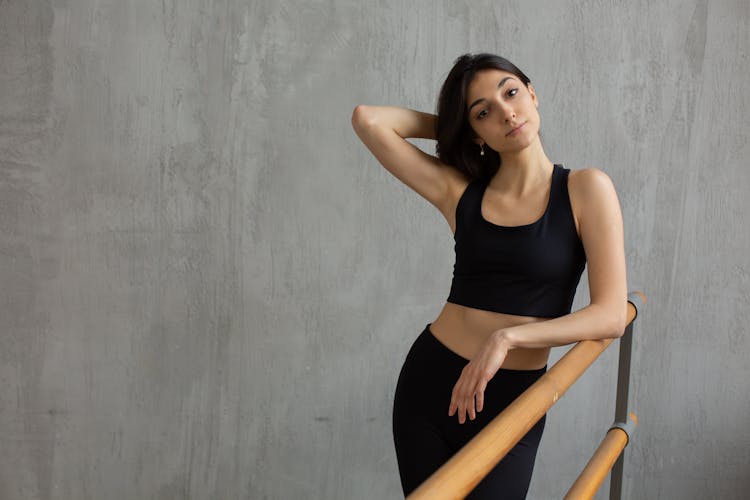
[477,109,488,120]
[508,88,518,97]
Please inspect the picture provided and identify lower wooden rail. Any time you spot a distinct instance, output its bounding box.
[407,292,645,500]
[564,413,639,499]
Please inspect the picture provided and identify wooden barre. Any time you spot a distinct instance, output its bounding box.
[407,293,645,500]
[564,413,639,499]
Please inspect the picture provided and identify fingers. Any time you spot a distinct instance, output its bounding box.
[476,379,487,413]
[449,367,488,424]
[449,369,470,423]
[458,393,473,424]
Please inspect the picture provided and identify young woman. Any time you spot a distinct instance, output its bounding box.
[351,53,627,499]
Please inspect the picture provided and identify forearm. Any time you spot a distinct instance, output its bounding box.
[352,105,436,140]
[501,302,629,350]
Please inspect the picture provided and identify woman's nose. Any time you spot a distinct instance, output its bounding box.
[494,98,516,122]
[500,104,516,122]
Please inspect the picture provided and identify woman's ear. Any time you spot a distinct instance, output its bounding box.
[528,83,539,108]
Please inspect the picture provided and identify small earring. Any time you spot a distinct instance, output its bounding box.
[480,144,485,156]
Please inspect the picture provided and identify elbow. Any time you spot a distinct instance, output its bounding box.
[591,303,628,339]
[610,319,627,339]
[351,104,376,132]
[609,305,629,339]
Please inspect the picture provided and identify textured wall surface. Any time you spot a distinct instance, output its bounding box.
[1,0,748,498]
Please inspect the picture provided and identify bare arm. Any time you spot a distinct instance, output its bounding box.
[351,105,463,214]
[448,168,628,424]
[352,105,437,139]
[500,168,628,348]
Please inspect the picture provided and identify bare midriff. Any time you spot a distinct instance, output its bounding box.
[429,301,551,370]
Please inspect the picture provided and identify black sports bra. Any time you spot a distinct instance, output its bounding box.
[446,164,586,318]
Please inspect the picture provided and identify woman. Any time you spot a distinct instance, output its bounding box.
[351,53,627,499]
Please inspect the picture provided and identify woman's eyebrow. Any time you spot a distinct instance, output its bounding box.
[468,76,515,112]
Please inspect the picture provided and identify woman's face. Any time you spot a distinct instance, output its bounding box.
[465,68,540,154]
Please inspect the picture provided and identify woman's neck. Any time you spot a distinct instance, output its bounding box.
[489,140,554,196]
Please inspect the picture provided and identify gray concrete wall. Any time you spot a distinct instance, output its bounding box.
[1,0,748,498]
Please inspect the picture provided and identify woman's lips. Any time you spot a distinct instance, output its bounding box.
[507,122,525,136]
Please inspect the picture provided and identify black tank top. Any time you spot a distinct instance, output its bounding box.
[446,164,586,318]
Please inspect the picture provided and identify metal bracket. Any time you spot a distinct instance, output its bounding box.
[608,414,638,447]
[627,291,645,321]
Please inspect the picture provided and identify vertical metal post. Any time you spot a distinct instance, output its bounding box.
[609,322,633,500]
[610,292,642,500]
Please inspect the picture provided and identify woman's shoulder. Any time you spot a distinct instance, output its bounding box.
[445,165,474,197]
[437,167,475,235]
[566,167,620,226]
[567,166,616,197]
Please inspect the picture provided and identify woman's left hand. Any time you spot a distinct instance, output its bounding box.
[449,331,511,424]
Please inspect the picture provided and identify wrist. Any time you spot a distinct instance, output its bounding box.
[492,328,515,351]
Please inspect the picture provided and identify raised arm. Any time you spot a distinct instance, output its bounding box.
[351,105,465,214]
[352,105,437,139]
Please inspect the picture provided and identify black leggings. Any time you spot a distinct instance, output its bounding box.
[392,323,546,499]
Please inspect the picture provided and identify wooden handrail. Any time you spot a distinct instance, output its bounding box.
[407,292,645,500]
[564,413,638,499]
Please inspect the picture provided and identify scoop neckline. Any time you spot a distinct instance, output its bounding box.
[479,164,560,230]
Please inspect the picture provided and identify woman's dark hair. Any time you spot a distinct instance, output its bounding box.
[435,53,532,181]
